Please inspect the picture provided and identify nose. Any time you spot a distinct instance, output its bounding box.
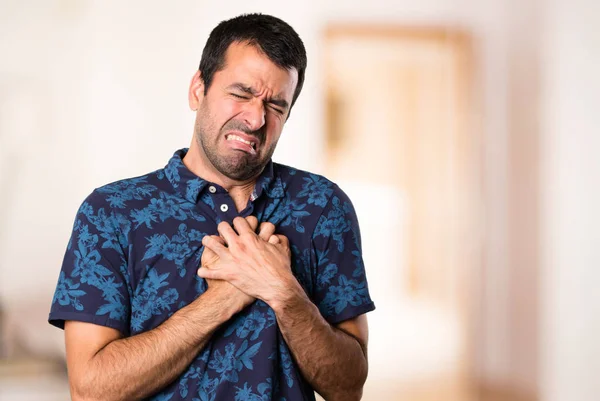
[241,99,266,131]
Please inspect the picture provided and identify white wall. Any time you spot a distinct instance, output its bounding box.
[0,1,90,312]
[540,0,600,400]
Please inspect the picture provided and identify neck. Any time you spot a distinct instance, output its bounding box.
[183,139,258,212]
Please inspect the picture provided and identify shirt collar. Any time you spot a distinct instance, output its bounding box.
[251,159,285,201]
[164,148,284,203]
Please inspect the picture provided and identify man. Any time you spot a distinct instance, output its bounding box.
[49,13,375,401]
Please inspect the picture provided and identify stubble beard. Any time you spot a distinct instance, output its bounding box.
[195,116,277,182]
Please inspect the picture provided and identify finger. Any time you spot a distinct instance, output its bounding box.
[205,234,225,244]
[211,235,226,246]
[258,222,276,241]
[202,235,228,257]
[232,216,254,236]
[217,221,238,245]
[245,215,259,232]
[274,234,289,248]
[197,266,222,280]
[268,235,280,244]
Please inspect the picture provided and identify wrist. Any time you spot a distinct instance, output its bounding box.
[268,278,308,314]
[201,287,245,320]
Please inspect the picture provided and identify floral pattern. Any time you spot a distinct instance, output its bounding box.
[131,192,206,229]
[49,148,374,400]
[313,196,353,252]
[52,271,86,310]
[131,267,179,331]
[297,174,333,207]
[263,194,310,233]
[224,310,272,341]
[319,275,371,316]
[143,223,205,277]
[97,176,157,209]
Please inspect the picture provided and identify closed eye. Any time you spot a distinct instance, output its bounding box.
[231,93,249,100]
[268,104,284,115]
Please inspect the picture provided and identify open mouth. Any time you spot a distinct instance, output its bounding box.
[226,134,256,150]
[225,133,259,155]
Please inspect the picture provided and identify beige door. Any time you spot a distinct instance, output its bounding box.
[323,26,479,401]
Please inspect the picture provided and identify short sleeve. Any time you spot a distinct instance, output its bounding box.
[311,185,375,324]
[48,190,132,335]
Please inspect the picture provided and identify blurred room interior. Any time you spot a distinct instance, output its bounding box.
[0,1,598,400]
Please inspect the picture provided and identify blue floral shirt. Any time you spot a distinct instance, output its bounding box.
[49,148,375,401]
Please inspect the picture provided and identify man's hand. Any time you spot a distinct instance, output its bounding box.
[198,216,293,306]
[199,216,280,308]
[200,216,369,400]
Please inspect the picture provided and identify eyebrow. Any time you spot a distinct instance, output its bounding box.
[227,83,290,110]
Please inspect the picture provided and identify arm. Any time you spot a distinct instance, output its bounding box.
[66,215,269,401]
[65,285,246,401]
[270,285,368,401]
[198,218,370,400]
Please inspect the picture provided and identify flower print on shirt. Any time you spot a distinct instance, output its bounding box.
[317,263,338,289]
[319,275,370,316]
[263,194,310,233]
[186,178,204,202]
[209,340,263,384]
[297,174,334,207]
[79,204,130,254]
[234,379,284,401]
[290,245,314,296]
[143,223,205,277]
[52,271,86,310]
[96,177,157,209]
[224,310,268,341]
[269,340,294,389]
[131,192,206,229]
[192,372,219,401]
[165,160,181,187]
[70,221,128,322]
[200,193,215,209]
[313,196,352,252]
[131,266,179,331]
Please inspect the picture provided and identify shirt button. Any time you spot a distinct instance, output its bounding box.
[208,185,216,193]
[220,204,229,212]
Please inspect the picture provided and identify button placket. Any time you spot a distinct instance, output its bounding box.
[212,189,235,220]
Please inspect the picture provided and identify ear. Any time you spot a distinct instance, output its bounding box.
[188,71,205,111]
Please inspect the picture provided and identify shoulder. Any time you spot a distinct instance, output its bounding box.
[272,162,356,215]
[72,169,167,240]
[81,169,164,211]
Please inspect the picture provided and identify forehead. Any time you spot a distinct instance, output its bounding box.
[214,42,298,102]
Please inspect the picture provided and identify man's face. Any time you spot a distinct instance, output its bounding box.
[191,41,298,182]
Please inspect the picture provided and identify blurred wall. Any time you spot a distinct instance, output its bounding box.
[505,0,543,395]
[540,0,600,400]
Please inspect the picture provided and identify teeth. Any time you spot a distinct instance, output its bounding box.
[227,134,255,149]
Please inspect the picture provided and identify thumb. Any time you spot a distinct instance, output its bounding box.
[197,266,218,279]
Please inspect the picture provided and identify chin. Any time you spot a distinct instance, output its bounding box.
[224,163,265,181]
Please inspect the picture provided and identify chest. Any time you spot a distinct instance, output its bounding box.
[123,198,316,334]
